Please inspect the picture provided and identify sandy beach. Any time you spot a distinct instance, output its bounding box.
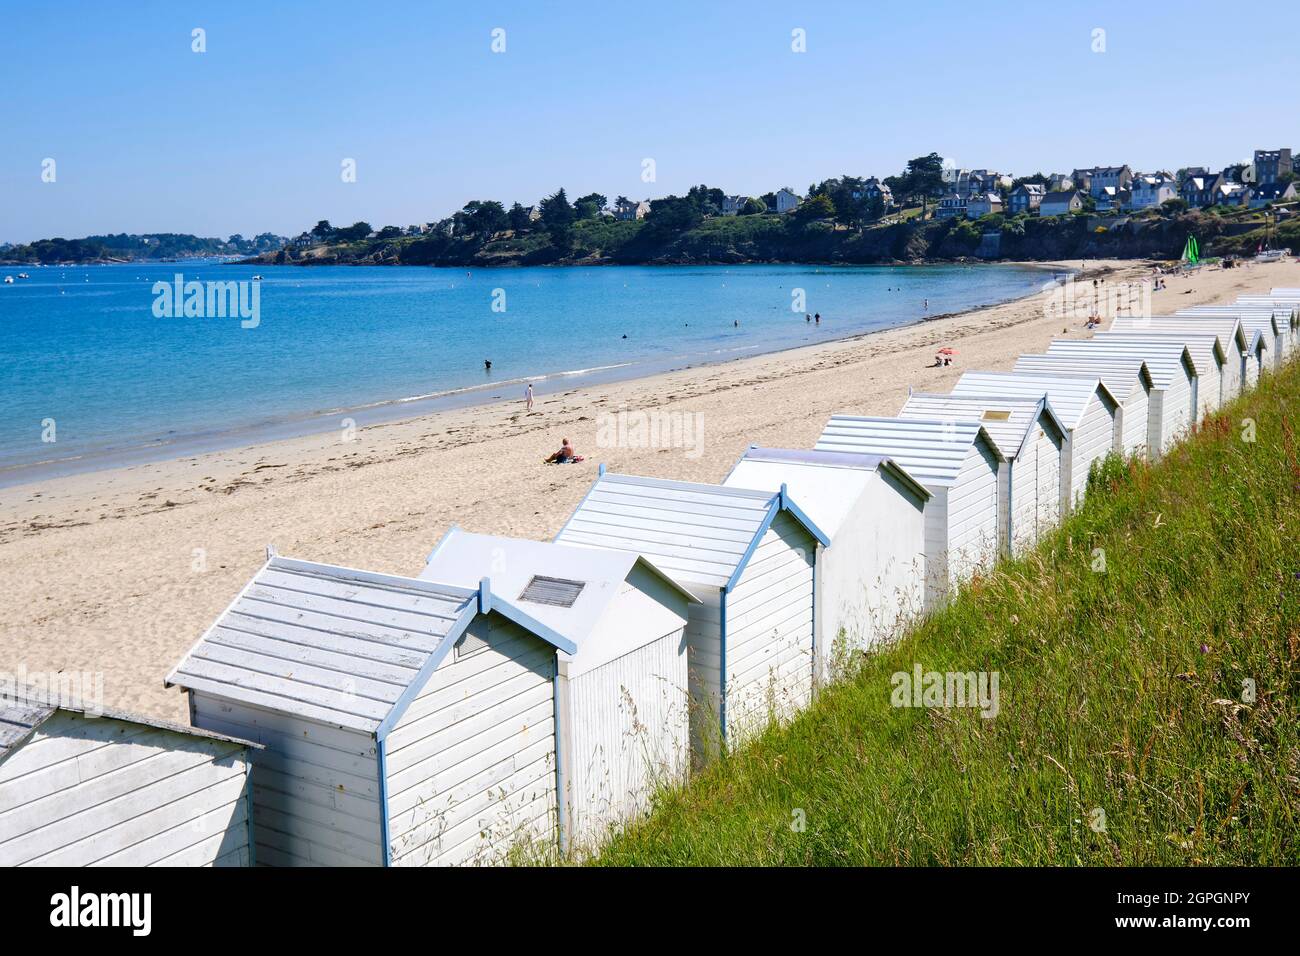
[4,257,1297,722]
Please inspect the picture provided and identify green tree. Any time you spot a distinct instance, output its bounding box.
[897,153,946,218]
[335,221,372,242]
[1011,172,1049,189]
[540,188,574,227]
[508,202,532,231]
[643,195,703,236]
[311,220,334,240]
[740,197,767,215]
[685,185,725,216]
[460,200,508,239]
[574,192,609,219]
[793,193,836,223]
[540,189,575,251]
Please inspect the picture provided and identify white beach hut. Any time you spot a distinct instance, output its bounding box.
[554,471,829,755]
[1171,316,1271,388]
[1233,299,1300,349]
[1176,308,1292,370]
[1095,329,1228,421]
[1238,329,1270,389]
[949,371,1119,506]
[1107,316,1248,404]
[899,392,1067,555]
[166,554,578,867]
[1012,353,1155,459]
[418,528,698,850]
[814,416,1004,609]
[720,447,930,680]
[0,688,257,866]
[1041,340,1195,456]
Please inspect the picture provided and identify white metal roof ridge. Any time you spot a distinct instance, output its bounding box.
[420,527,702,653]
[166,553,578,737]
[900,391,1068,460]
[1012,353,1153,398]
[1094,330,1225,368]
[1043,339,1196,386]
[815,415,1004,488]
[555,471,830,590]
[948,370,1117,430]
[0,684,261,766]
[731,444,932,504]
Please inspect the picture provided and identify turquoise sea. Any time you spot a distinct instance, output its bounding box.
[0,261,1054,485]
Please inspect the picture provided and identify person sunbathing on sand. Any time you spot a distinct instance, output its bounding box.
[544,438,579,464]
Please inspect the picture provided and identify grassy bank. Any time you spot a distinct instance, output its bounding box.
[595,361,1300,866]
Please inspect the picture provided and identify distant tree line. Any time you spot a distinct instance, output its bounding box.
[0,232,286,264]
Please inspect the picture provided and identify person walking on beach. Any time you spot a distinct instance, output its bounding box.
[525,382,534,412]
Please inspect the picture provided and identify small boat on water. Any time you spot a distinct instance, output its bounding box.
[17,272,30,279]
[252,275,263,281]
[3,276,12,284]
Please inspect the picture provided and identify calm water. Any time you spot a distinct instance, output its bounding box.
[0,261,1051,483]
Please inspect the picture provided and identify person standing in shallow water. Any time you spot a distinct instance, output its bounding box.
[484,359,492,372]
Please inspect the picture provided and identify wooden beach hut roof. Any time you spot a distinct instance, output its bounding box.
[898,392,1067,462]
[948,370,1118,429]
[721,446,930,539]
[1176,307,1293,338]
[1012,353,1154,401]
[814,416,1004,487]
[554,472,829,591]
[1043,339,1197,389]
[419,528,698,675]
[0,686,258,767]
[1094,330,1226,379]
[1109,316,1248,356]
[165,555,577,736]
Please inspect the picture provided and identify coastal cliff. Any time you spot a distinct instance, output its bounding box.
[239,207,1292,269]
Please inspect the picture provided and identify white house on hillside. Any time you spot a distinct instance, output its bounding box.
[1040,191,1084,217]
[615,199,650,221]
[773,188,802,213]
[966,192,1004,218]
[936,193,968,219]
[1128,175,1176,210]
[722,195,751,216]
[1008,183,1045,215]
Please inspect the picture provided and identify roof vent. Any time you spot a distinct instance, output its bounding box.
[981,410,1012,421]
[519,575,586,608]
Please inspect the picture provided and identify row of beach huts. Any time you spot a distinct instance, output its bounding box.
[3,287,1298,867]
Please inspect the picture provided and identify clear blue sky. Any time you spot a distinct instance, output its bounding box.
[1,0,1288,243]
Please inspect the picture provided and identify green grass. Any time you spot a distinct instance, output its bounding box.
[594,361,1300,866]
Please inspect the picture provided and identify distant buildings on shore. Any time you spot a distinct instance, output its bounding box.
[282,143,1296,252]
